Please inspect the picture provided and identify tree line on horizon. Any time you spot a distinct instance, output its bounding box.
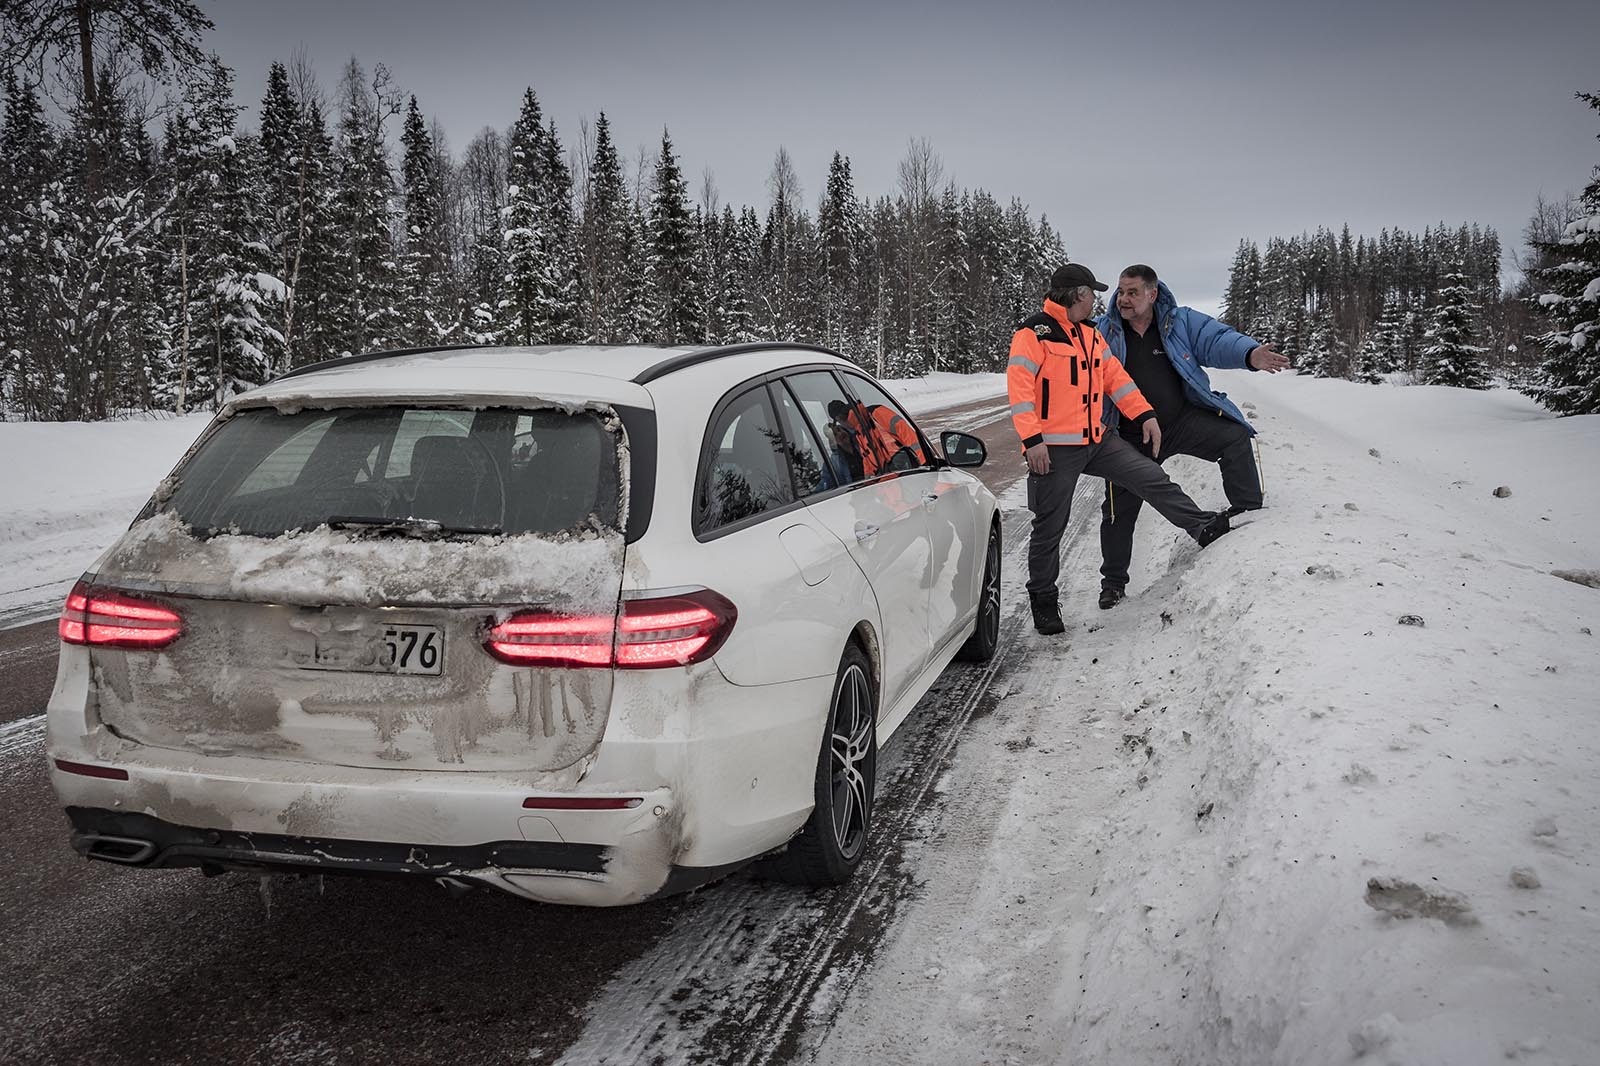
[1217,90,1600,413]
[1,4,1594,421]
[0,4,1065,421]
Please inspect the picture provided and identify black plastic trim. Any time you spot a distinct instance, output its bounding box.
[614,404,657,543]
[67,807,607,877]
[633,342,849,386]
[65,807,749,901]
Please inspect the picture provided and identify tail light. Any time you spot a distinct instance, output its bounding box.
[59,581,183,649]
[484,589,736,669]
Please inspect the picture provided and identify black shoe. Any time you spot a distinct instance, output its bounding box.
[1030,594,1066,635]
[1224,503,1261,518]
[1098,587,1125,610]
[1194,511,1233,548]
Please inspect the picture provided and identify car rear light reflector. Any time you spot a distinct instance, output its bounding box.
[54,759,130,781]
[484,590,736,669]
[521,796,643,811]
[59,581,183,649]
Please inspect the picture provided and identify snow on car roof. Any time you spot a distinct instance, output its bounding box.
[233,345,694,413]
[234,343,856,415]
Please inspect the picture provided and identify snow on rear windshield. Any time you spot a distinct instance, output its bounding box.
[163,406,622,537]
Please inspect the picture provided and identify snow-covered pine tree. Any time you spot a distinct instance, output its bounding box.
[166,58,277,408]
[1526,91,1600,415]
[818,151,861,354]
[1298,304,1337,377]
[646,129,702,345]
[540,120,581,343]
[578,112,629,343]
[496,88,550,345]
[398,94,450,345]
[1422,270,1491,388]
[0,72,58,417]
[1221,239,1262,336]
[325,60,400,357]
[712,206,752,344]
[1351,329,1384,384]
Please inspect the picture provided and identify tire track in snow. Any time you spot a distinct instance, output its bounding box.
[553,519,1033,1066]
[0,714,44,760]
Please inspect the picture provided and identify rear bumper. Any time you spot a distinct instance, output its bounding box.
[66,806,740,904]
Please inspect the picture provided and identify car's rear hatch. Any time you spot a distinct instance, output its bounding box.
[85,400,632,773]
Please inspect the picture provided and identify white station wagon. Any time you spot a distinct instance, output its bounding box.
[46,343,1001,905]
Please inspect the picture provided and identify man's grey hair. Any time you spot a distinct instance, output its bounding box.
[1048,285,1088,307]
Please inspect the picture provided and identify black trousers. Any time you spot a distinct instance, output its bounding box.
[1026,433,1212,601]
[1098,406,1261,593]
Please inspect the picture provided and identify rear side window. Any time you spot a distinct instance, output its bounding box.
[162,406,621,537]
[694,387,793,534]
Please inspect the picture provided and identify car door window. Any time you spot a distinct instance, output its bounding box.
[839,374,928,473]
[770,380,850,496]
[695,386,794,533]
[782,370,871,487]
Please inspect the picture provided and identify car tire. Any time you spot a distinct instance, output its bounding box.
[763,643,877,887]
[956,522,1001,663]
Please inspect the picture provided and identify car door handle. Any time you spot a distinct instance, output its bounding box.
[854,522,880,541]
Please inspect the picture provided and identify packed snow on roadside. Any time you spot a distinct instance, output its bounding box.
[3,370,1597,1063]
[815,372,1600,1066]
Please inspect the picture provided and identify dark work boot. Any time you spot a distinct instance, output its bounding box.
[1194,511,1233,548]
[1098,587,1125,610]
[1030,592,1065,635]
[1224,503,1261,518]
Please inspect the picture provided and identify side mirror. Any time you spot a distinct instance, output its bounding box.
[940,431,987,468]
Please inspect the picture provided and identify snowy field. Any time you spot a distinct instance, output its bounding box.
[2,370,1598,1063]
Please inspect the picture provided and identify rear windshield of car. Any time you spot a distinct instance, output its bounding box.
[161,406,622,537]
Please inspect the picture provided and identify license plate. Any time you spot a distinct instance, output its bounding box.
[297,624,444,676]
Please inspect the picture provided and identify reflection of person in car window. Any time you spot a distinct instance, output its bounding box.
[829,399,922,477]
[825,401,866,482]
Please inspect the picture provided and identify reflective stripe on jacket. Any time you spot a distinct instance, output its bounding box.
[1007,299,1152,451]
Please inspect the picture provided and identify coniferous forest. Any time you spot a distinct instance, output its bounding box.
[1217,90,1599,412]
[0,2,1066,421]
[1,3,1596,419]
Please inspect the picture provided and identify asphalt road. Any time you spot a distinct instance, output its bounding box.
[0,393,1025,1066]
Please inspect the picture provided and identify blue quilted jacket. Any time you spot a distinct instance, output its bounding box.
[1096,281,1259,436]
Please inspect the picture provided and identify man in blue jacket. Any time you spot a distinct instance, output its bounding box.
[1096,264,1290,609]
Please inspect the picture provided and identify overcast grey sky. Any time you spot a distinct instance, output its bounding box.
[207,0,1596,313]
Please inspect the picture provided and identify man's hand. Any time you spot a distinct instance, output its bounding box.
[1142,418,1163,459]
[1248,344,1290,372]
[1025,442,1051,475]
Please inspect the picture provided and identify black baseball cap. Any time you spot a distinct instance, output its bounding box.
[1049,263,1108,292]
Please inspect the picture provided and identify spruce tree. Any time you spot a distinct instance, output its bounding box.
[579,112,629,343]
[325,60,400,357]
[1422,271,1491,388]
[818,151,861,352]
[540,121,581,343]
[646,129,702,345]
[1526,91,1600,415]
[496,88,549,345]
[399,95,449,344]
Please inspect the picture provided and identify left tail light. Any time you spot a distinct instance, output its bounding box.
[483,589,737,669]
[59,580,183,649]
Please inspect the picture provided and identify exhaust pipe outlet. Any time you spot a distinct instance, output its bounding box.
[79,835,158,865]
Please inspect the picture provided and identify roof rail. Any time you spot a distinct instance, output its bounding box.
[275,343,489,382]
[632,342,847,385]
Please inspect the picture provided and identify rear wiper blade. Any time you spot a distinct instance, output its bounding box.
[325,515,502,538]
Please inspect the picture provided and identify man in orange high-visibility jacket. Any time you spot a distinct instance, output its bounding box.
[1009,263,1231,636]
